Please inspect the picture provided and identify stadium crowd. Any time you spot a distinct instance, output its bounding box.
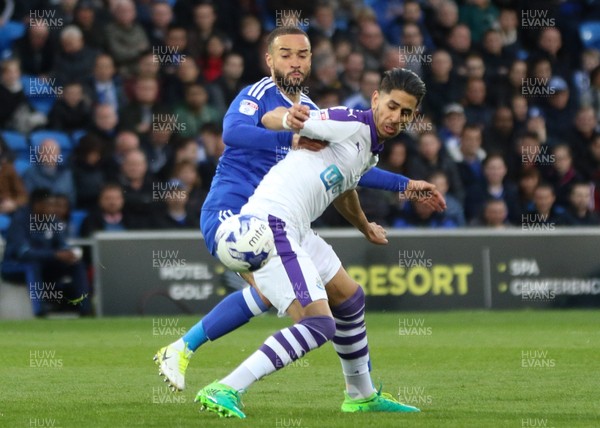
[1,0,600,238]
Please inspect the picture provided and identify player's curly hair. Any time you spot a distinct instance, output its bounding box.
[266,26,310,53]
[380,68,426,107]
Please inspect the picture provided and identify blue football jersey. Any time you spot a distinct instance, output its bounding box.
[202,77,319,213]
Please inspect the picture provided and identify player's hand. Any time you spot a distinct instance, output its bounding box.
[402,180,447,212]
[364,222,388,245]
[292,134,328,151]
[286,104,310,130]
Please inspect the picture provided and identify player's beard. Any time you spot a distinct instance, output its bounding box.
[273,67,311,96]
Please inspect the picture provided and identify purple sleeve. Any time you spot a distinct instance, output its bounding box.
[359,167,410,192]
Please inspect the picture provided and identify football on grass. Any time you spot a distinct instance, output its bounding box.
[215,214,275,272]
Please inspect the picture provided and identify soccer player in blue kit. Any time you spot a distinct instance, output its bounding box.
[154,26,445,416]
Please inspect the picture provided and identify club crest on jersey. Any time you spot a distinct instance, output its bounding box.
[239,99,259,116]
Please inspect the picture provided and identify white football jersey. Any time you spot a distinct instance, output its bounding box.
[241,107,383,241]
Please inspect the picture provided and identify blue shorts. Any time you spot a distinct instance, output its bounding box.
[200,209,238,256]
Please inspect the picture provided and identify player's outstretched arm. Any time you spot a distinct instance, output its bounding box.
[333,189,388,245]
[261,104,310,131]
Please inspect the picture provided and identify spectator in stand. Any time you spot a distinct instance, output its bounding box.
[429,170,466,226]
[171,159,206,220]
[73,0,106,50]
[1,188,91,317]
[71,134,106,210]
[13,20,55,76]
[53,25,97,86]
[343,69,380,111]
[144,0,174,47]
[162,57,203,108]
[408,131,465,203]
[400,23,429,77]
[511,95,529,132]
[104,0,150,77]
[143,114,174,180]
[541,76,575,140]
[174,83,220,139]
[23,139,75,206]
[400,0,434,50]
[422,50,463,123]
[471,198,510,228]
[543,144,584,209]
[48,81,93,131]
[576,49,600,108]
[188,1,227,62]
[523,183,567,226]
[517,168,542,216]
[563,182,599,226]
[462,78,492,127]
[152,179,199,229]
[234,15,263,84]
[117,149,155,229]
[430,0,459,49]
[458,0,498,43]
[83,54,126,114]
[198,122,223,190]
[307,1,347,43]
[582,65,600,121]
[103,130,139,181]
[200,33,227,82]
[338,51,364,102]
[87,103,119,153]
[464,53,486,82]
[483,106,515,159]
[438,103,466,154]
[534,27,570,80]
[453,124,487,186]
[80,183,134,236]
[464,154,520,224]
[446,24,472,77]
[567,106,599,167]
[207,52,245,116]
[357,20,388,71]
[380,140,409,176]
[497,7,521,58]
[480,29,513,80]
[159,25,192,76]
[0,58,47,133]
[120,76,165,140]
[0,138,27,214]
[488,59,526,106]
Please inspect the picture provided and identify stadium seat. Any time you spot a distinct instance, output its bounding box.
[69,209,89,238]
[70,129,87,147]
[29,130,72,152]
[0,21,26,58]
[1,131,29,157]
[580,21,600,50]
[20,75,57,115]
[13,158,30,176]
[0,213,11,236]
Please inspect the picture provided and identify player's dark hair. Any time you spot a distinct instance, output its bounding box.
[379,67,426,106]
[266,26,309,53]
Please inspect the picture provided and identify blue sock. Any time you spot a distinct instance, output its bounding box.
[183,287,268,352]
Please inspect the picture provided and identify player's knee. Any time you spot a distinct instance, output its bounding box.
[300,315,336,345]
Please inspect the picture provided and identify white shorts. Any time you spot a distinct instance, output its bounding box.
[253,216,329,317]
[301,230,342,285]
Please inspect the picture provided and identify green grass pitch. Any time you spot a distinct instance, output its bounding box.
[2,310,599,427]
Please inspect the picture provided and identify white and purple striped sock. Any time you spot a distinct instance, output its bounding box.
[220,316,335,391]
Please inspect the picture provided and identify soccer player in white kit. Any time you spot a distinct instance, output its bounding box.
[195,68,445,419]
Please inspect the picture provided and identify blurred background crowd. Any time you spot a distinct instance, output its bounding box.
[1,0,600,236]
